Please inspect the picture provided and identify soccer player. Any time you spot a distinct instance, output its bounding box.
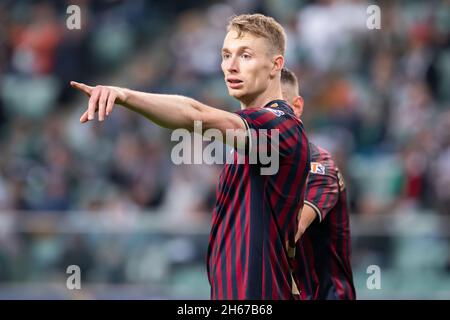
[71,14,310,300]
[280,68,356,300]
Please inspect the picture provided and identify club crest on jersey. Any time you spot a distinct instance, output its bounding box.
[311,162,325,174]
[267,108,284,117]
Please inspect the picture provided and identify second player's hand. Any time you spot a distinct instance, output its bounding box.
[70,81,127,123]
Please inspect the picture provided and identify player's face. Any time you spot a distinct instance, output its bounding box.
[221,30,275,103]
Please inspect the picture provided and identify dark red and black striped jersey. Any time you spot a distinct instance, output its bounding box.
[207,100,310,300]
[295,143,356,300]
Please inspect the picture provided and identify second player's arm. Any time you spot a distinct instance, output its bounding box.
[295,168,340,242]
[295,205,317,242]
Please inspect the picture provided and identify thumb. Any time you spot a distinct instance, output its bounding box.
[70,81,93,96]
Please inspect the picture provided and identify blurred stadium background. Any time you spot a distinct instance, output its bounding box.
[0,0,449,299]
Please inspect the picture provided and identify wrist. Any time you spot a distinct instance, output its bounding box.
[119,87,130,105]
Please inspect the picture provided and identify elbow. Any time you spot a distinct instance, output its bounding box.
[183,97,207,131]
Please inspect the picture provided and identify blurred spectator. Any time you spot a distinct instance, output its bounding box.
[0,0,448,216]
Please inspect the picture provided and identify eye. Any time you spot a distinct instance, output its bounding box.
[222,52,231,60]
[241,53,251,60]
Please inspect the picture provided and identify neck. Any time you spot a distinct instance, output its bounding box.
[240,80,283,109]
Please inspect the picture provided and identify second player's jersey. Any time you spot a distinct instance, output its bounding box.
[295,143,356,300]
[207,100,310,300]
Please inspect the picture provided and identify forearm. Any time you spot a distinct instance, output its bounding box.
[296,204,317,242]
[299,205,317,231]
[122,89,204,131]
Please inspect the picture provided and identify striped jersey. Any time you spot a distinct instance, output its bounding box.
[295,142,356,300]
[207,100,310,300]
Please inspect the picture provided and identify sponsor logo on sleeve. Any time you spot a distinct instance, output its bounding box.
[311,162,326,174]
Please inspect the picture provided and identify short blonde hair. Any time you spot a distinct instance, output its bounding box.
[227,14,286,55]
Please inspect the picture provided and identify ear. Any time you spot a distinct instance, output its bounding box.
[271,55,284,77]
[293,95,304,118]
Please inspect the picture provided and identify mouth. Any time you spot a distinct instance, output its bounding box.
[227,78,244,89]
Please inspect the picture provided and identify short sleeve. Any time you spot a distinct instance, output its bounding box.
[235,107,300,157]
[304,163,339,222]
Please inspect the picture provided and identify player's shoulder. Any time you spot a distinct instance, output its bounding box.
[264,100,299,120]
[309,143,329,161]
[237,100,297,120]
[309,143,338,176]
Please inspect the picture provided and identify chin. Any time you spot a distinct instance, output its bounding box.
[228,89,246,101]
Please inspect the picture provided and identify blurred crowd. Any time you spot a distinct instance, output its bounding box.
[1,0,449,220]
[0,0,449,297]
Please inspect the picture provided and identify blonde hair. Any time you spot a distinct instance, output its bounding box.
[227,14,286,55]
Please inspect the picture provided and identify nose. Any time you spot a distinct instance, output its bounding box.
[225,55,239,73]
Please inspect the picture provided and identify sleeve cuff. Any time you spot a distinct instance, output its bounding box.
[304,200,323,223]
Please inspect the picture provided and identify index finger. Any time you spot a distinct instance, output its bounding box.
[70,81,93,96]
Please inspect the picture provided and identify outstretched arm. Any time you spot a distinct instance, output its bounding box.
[70,81,246,136]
